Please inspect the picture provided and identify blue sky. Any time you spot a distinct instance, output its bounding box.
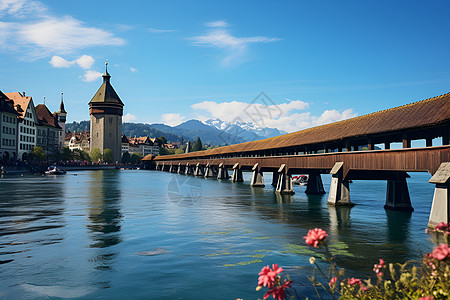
[1,0,450,132]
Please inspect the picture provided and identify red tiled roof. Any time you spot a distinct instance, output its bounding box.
[5,92,32,118]
[35,104,61,128]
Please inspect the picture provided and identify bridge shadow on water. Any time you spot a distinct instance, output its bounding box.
[206,171,433,274]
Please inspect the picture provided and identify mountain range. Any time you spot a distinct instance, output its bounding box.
[66,118,286,146]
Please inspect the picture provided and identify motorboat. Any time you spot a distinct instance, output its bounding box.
[292,175,308,186]
[45,167,67,175]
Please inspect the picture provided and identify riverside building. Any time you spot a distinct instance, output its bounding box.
[89,62,124,162]
[35,104,62,156]
[0,91,20,160]
[5,92,38,161]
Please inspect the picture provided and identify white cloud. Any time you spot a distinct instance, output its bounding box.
[0,0,125,60]
[75,55,95,69]
[49,56,72,68]
[0,0,46,17]
[148,28,176,33]
[17,16,125,56]
[130,67,137,72]
[81,70,102,82]
[189,22,280,66]
[205,20,228,27]
[49,54,95,69]
[161,113,185,127]
[123,113,137,123]
[191,99,356,133]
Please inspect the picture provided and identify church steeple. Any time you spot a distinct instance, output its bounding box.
[103,60,111,84]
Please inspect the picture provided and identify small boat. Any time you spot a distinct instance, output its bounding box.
[292,175,308,186]
[45,167,67,175]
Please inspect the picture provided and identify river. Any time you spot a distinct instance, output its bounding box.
[0,170,437,299]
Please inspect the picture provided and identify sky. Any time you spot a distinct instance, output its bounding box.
[1,0,450,133]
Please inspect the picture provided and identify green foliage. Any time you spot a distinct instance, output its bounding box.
[159,147,175,156]
[130,153,142,164]
[157,136,167,145]
[192,137,203,152]
[61,147,73,160]
[90,147,102,162]
[31,146,45,162]
[103,148,113,163]
[122,151,131,163]
[174,148,184,154]
[72,149,90,161]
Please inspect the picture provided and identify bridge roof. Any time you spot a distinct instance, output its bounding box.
[155,91,450,160]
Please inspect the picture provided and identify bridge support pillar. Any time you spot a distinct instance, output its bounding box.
[217,163,229,180]
[161,163,166,171]
[271,171,279,186]
[177,163,182,174]
[384,176,413,212]
[185,163,193,175]
[204,163,215,178]
[232,163,243,182]
[305,171,325,195]
[428,162,450,228]
[327,162,352,206]
[169,164,174,173]
[275,164,294,194]
[194,163,204,177]
[156,163,160,171]
[250,163,265,187]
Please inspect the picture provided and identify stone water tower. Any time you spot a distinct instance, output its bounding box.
[89,62,124,162]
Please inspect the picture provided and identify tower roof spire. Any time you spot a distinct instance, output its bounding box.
[59,91,67,113]
[103,59,111,83]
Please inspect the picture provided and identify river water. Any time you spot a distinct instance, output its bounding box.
[0,170,438,299]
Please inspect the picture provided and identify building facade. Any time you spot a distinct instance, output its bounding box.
[35,104,62,155]
[6,92,38,161]
[121,136,160,158]
[65,131,90,152]
[89,63,124,162]
[0,91,20,160]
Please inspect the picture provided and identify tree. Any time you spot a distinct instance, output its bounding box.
[122,151,131,163]
[174,148,184,154]
[103,148,113,163]
[31,146,45,162]
[71,148,90,161]
[61,147,73,161]
[156,136,167,145]
[130,153,142,164]
[192,137,203,152]
[90,147,102,162]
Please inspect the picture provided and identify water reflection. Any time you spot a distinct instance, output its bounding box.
[0,176,65,255]
[328,206,352,236]
[87,170,122,272]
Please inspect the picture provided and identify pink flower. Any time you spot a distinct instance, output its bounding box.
[347,278,361,285]
[328,277,337,287]
[258,264,284,288]
[435,222,448,231]
[419,297,433,300]
[263,280,292,300]
[359,285,368,291]
[373,258,385,275]
[303,228,328,248]
[432,244,450,261]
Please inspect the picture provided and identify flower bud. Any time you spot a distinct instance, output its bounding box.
[256,286,262,291]
[309,257,316,264]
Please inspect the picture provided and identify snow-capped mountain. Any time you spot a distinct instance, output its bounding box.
[204,118,287,143]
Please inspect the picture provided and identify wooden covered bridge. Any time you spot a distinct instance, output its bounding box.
[144,92,450,227]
